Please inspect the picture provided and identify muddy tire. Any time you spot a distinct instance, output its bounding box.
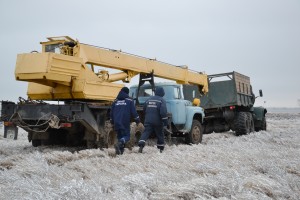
[103,121,116,148]
[126,122,144,150]
[255,116,267,132]
[86,140,97,149]
[107,129,117,148]
[248,113,255,133]
[185,120,203,144]
[32,139,41,147]
[235,112,249,136]
[262,117,267,131]
[126,123,137,150]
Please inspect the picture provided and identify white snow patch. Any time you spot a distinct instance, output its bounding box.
[0,113,300,199]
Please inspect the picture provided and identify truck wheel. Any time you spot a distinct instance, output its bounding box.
[126,122,138,150]
[255,116,267,132]
[3,129,7,138]
[107,129,117,148]
[186,120,203,144]
[104,121,116,148]
[203,122,213,134]
[235,112,250,136]
[32,139,41,147]
[262,117,267,131]
[86,140,97,149]
[247,113,255,133]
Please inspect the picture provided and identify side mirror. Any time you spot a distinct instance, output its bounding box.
[259,89,263,97]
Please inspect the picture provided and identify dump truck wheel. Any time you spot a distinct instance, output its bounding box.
[235,112,249,136]
[255,116,267,132]
[248,113,255,133]
[32,139,41,147]
[3,129,7,138]
[262,117,267,131]
[186,120,203,144]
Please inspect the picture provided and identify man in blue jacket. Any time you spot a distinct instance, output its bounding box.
[138,87,168,153]
[110,87,140,155]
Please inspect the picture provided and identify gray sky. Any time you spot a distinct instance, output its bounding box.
[0,0,299,107]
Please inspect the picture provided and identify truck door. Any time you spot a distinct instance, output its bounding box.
[166,86,187,125]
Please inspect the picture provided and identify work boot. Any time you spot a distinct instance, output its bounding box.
[138,146,143,153]
[157,145,164,153]
[115,144,121,155]
[120,146,125,155]
[115,142,122,155]
[138,140,145,153]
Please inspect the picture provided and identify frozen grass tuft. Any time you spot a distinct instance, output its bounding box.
[0,112,300,199]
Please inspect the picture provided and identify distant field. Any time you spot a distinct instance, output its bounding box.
[267,107,300,113]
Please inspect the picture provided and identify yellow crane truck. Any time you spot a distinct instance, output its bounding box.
[1,36,208,148]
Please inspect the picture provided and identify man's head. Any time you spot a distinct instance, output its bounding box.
[121,87,129,94]
[155,87,165,97]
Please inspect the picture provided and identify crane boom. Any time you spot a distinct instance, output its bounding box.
[15,36,208,101]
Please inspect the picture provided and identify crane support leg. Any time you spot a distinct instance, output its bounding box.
[136,72,155,105]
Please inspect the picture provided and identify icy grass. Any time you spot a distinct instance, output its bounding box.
[0,113,299,200]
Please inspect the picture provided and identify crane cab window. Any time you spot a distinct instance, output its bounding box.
[45,44,60,53]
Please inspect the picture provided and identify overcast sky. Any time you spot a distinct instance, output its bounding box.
[0,0,299,107]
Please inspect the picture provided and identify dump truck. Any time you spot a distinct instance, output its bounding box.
[0,36,208,148]
[183,71,267,135]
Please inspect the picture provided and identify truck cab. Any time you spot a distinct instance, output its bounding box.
[130,82,205,144]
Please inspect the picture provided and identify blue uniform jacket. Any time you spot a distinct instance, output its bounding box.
[143,87,168,127]
[110,90,140,131]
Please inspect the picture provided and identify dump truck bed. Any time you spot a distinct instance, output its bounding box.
[200,71,255,109]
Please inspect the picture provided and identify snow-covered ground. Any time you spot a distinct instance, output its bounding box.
[0,112,299,200]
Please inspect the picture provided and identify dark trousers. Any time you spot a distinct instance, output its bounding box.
[116,129,130,144]
[138,124,165,150]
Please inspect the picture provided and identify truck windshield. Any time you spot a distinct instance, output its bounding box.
[138,88,154,97]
